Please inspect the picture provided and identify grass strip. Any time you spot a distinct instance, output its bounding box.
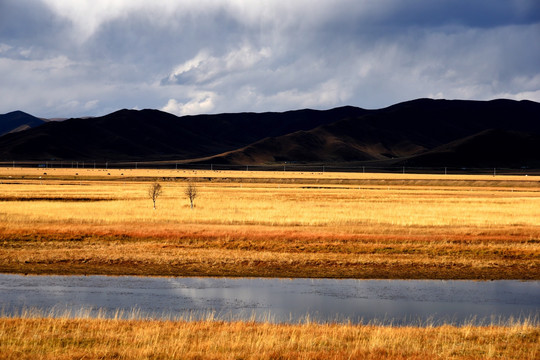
[1,316,538,360]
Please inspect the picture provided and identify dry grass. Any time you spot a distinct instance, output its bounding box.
[0,314,538,360]
[0,168,539,279]
[1,166,539,187]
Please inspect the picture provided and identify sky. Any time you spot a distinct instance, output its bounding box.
[1,0,539,118]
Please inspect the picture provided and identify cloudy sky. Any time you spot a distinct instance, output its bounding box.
[1,0,539,118]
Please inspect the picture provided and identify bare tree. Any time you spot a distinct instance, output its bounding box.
[184,182,198,209]
[148,182,162,210]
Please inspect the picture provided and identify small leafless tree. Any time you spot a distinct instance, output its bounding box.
[148,182,162,210]
[184,182,198,209]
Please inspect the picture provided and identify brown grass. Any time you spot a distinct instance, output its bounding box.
[0,315,538,360]
[1,223,538,279]
[0,168,539,279]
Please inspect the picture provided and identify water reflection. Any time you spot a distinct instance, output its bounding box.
[1,275,538,325]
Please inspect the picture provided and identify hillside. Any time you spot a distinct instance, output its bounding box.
[203,99,540,167]
[0,111,46,136]
[0,99,539,168]
[400,129,540,168]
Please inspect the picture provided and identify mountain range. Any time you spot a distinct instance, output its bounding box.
[0,98,539,168]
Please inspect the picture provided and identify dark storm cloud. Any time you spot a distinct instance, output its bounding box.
[0,0,58,41]
[0,0,539,117]
[0,0,71,59]
[367,0,540,28]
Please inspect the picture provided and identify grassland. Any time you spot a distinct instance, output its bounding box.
[1,313,539,360]
[1,167,539,279]
[1,167,539,359]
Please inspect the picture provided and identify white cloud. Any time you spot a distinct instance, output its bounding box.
[84,100,99,110]
[0,43,12,53]
[165,45,272,86]
[161,92,217,116]
[167,51,210,84]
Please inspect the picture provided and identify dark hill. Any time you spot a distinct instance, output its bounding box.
[0,106,367,161]
[203,99,540,167]
[0,111,46,136]
[400,129,540,168]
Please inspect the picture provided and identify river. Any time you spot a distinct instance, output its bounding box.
[1,274,538,325]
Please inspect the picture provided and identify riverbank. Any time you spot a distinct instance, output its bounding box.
[1,225,538,279]
[1,316,538,360]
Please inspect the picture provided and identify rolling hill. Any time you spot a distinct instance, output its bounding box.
[0,111,46,136]
[400,129,540,168]
[0,99,539,168]
[202,99,540,167]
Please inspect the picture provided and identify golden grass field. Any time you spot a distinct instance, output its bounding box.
[0,167,539,279]
[1,167,539,359]
[1,313,538,360]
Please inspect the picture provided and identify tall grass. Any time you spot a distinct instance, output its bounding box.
[2,179,539,228]
[0,310,538,359]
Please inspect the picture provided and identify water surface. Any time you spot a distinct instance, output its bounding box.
[1,274,538,325]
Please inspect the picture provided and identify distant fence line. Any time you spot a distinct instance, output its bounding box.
[0,160,537,176]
